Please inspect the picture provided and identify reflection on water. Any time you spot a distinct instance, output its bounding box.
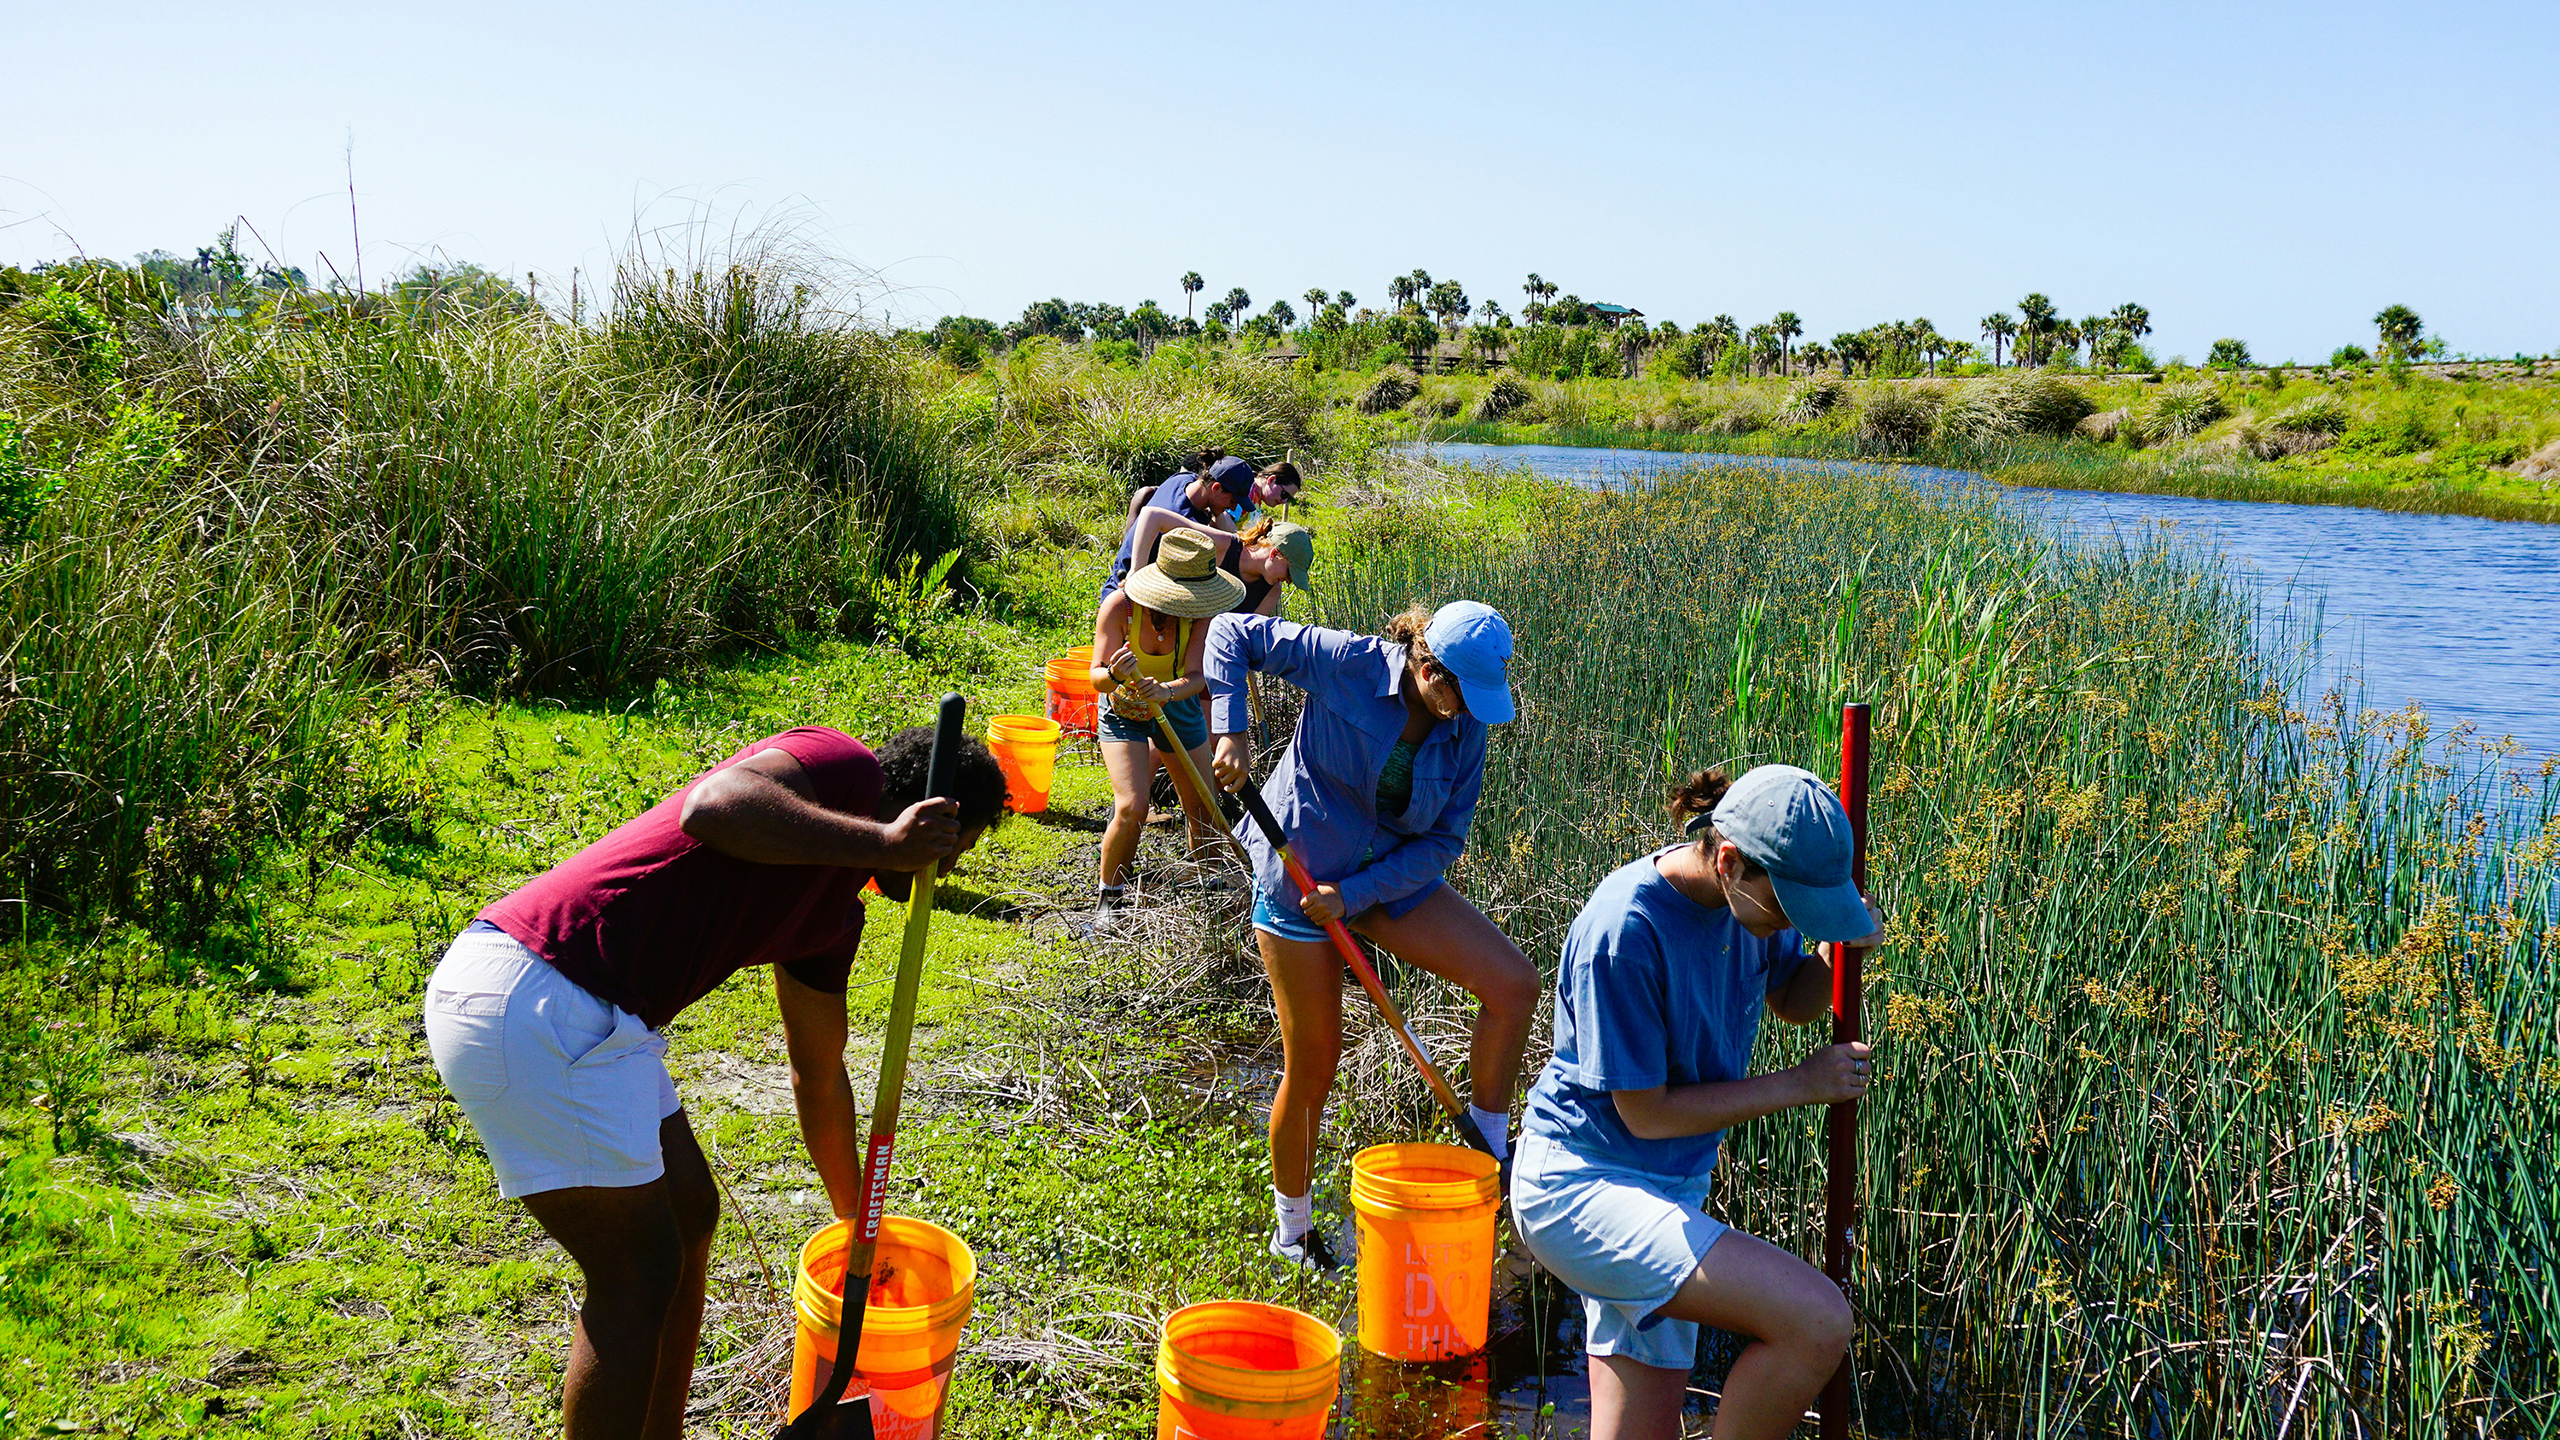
[1406,441,2560,765]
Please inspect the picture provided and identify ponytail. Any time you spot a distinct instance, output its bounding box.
[1381,603,1438,668]
[1669,766,1762,874]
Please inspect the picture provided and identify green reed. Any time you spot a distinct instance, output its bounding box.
[1322,460,2558,1435]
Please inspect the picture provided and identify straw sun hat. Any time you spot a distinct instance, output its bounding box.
[1125,528,1246,617]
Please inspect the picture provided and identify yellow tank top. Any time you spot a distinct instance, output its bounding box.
[1125,607,1193,685]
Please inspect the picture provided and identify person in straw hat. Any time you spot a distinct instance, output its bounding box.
[1088,526,1248,925]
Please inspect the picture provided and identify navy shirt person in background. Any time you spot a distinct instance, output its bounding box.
[1102,455,1299,596]
[1512,763,1884,1440]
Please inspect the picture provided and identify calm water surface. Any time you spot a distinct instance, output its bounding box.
[1410,441,2560,764]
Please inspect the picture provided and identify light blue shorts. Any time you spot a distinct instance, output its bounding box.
[1509,1131,1729,1370]
[1250,884,1333,945]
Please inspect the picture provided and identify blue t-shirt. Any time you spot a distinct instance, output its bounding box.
[1522,847,1808,1177]
[1102,474,1256,597]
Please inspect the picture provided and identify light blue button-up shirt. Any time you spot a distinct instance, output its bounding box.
[1205,614,1487,919]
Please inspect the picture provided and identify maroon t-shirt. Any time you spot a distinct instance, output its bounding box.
[479,727,884,1029]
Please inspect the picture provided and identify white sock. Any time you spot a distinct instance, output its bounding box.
[1469,1106,1512,1162]
[1273,1188,1312,1242]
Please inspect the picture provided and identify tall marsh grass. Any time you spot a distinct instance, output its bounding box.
[0,243,966,923]
[1322,460,2559,1435]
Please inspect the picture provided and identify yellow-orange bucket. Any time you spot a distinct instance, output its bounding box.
[1350,1142,1501,1361]
[789,1216,976,1439]
[987,715,1062,814]
[1046,648,1097,736]
[1155,1300,1340,1439]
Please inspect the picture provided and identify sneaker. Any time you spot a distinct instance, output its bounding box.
[1269,1225,1345,1275]
[1082,889,1129,938]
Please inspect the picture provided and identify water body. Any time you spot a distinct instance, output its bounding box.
[1409,441,2560,765]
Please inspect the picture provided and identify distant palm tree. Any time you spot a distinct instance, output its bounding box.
[1388,274,1418,311]
[1304,288,1328,321]
[1701,314,1740,370]
[1913,318,1947,375]
[1204,301,1231,328]
[2374,304,2424,359]
[2016,293,2056,366]
[1181,272,1203,321]
[1426,279,1469,334]
[1773,311,1803,374]
[2111,303,2151,353]
[1223,287,1250,324]
[1335,290,1355,310]
[1981,312,2016,368]
[2077,315,2112,372]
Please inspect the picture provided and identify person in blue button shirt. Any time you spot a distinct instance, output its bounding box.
[1512,763,1884,1440]
[1206,600,1540,1272]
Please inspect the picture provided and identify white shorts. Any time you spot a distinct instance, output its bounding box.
[1510,1131,1730,1371]
[422,924,680,1199]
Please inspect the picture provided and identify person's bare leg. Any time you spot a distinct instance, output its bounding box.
[1258,933,1343,1197]
[640,1112,720,1440]
[1589,1353,1693,1440]
[1649,1231,1850,1440]
[1097,739,1153,890]
[1350,885,1540,1113]
[520,1178,685,1440]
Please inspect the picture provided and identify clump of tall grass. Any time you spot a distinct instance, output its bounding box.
[1356,364,1421,415]
[1936,370,2098,443]
[1470,374,1534,423]
[1323,457,2560,1435]
[1856,381,1943,451]
[1781,373,1849,425]
[0,232,989,926]
[2145,379,2230,439]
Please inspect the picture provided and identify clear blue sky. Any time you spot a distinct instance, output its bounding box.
[7,1,2554,362]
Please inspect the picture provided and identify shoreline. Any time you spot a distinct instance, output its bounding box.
[1410,420,2560,525]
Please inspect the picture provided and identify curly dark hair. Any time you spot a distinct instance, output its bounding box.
[1669,765,1762,875]
[875,726,1010,830]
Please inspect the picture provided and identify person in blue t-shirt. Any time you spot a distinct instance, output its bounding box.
[1513,763,1884,1440]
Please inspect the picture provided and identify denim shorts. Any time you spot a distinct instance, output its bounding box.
[1099,694,1206,751]
[1509,1131,1730,1371]
[423,923,680,1199]
[1250,885,1334,944]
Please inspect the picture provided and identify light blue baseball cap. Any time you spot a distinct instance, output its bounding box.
[1424,601,1515,724]
[1707,764,1870,942]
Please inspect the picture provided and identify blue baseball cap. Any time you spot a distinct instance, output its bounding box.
[1423,601,1515,724]
[1708,765,1871,942]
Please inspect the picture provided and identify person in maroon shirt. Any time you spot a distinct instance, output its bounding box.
[423,723,1007,1440]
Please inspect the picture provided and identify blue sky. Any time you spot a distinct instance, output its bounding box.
[6,1,2553,362]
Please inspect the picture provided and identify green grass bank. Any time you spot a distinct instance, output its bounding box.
[1374,367,2560,523]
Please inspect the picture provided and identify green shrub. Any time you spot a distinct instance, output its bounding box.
[2208,337,2253,369]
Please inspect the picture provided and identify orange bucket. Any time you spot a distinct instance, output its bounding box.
[1046,647,1097,736]
[1350,1143,1501,1361]
[987,715,1062,814]
[1156,1300,1340,1439]
[789,1216,976,1439]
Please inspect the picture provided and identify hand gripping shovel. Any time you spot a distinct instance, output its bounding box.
[1820,700,1872,1440]
[780,693,966,1440]
[1227,782,1495,1159]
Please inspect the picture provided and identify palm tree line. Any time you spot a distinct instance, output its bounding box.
[927,271,2448,379]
